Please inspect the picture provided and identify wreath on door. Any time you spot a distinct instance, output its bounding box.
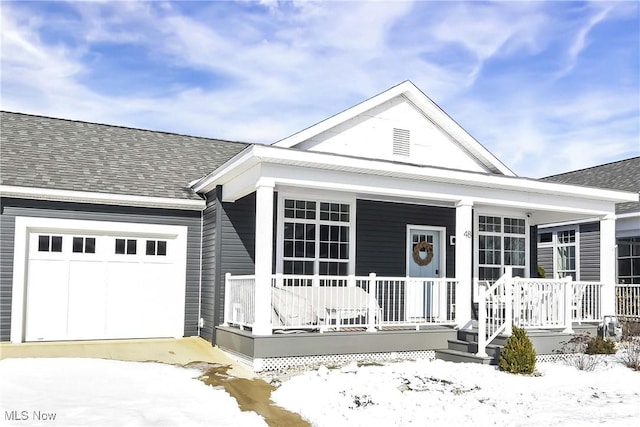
[413,241,434,266]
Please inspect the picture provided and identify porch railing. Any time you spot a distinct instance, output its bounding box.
[476,270,512,358]
[616,284,640,320]
[477,269,604,357]
[223,273,457,332]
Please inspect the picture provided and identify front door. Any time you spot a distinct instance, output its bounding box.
[406,227,443,320]
[408,229,441,278]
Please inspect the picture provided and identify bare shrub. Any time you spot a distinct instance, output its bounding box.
[621,319,640,341]
[617,332,640,371]
[554,333,603,372]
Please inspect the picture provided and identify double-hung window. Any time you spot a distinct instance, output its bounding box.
[282,198,351,276]
[556,230,577,279]
[538,227,578,279]
[618,237,640,284]
[478,215,527,281]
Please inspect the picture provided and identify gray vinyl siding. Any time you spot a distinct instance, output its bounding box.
[0,197,202,341]
[538,247,553,279]
[529,226,539,277]
[199,188,219,342]
[580,222,600,281]
[201,191,257,343]
[355,199,456,277]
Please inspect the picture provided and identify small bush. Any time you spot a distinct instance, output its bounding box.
[585,336,616,355]
[499,326,536,374]
[618,339,640,371]
[554,333,604,371]
[621,320,640,341]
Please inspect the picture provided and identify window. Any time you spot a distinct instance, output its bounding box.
[72,237,96,254]
[478,215,527,281]
[556,230,576,279]
[538,228,578,280]
[38,235,63,252]
[618,237,640,284]
[281,198,351,277]
[115,238,137,255]
[146,240,167,256]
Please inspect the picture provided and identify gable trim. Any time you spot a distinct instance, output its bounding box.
[0,185,205,211]
[272,81,515,176]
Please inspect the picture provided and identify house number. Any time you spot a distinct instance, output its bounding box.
[463,230,472,238]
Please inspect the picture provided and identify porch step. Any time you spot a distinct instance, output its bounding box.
[456,329,509,347]
[434,328,505,365]
[446,339,502,360]
[434,349,494,365]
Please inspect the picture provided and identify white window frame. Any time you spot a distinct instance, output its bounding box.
[538,226,580,280]
[474,211,530,282]
[276,189,356,276]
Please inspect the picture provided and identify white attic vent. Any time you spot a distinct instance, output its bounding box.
[392,128,410,156]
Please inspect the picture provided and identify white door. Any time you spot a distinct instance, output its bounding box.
[406,228,442,320]
[25,230,184,341]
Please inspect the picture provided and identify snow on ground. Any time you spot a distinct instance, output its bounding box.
[0,358,267,427]
[272,358,640,427]
[2,356,639,427]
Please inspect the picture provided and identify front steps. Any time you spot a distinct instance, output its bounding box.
[435,329,507,365]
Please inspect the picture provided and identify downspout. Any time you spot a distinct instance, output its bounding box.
[197,208,204,336]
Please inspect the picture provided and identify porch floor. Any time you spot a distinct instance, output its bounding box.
[216,323,599,371]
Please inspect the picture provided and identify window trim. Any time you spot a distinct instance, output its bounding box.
[276,190,356,276]
[474,211,530,283]
[538,226,580,280]
[617,236,640,284]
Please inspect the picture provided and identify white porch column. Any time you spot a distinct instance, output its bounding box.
[455,199,473,329]
[253,181,275,335]
[600,214,617,316]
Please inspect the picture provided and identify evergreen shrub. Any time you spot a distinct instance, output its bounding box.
[498,326,536,374]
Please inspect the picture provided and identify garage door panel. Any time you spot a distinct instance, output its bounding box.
[67,260,107,340]
[26,260,68,341]
[139,263,178,337]
[105,262,179,339]
[105,262,144,338]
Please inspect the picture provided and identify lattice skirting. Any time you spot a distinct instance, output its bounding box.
[254,350,436,372]
[536,353,573,363]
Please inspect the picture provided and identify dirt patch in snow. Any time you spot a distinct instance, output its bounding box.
[191,362,309,427]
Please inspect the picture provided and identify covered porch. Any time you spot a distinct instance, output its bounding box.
[190,145,634,368]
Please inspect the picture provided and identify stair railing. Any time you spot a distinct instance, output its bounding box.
[477,267,513,357]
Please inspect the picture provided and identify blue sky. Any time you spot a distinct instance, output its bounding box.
[1,1,638,177]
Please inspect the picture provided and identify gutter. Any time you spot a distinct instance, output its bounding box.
[0,185,206,211]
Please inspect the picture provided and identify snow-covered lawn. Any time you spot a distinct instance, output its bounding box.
[273,358,640,427]
[2,356,639,426]
[0,358,266,427]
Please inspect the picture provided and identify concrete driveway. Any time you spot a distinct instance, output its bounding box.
[0,337,254,378]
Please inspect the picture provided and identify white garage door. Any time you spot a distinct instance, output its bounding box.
[25,229,186,341]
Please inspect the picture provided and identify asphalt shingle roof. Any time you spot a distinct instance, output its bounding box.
[0,111,250,201]
[541,157,640,214]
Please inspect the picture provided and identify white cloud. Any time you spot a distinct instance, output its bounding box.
[0,1,637,177]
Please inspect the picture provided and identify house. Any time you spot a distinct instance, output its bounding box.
[537,158,640,319]
[1,81,637,370]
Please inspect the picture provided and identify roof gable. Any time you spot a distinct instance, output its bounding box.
[273,81,515,176]
[0,112,249,201]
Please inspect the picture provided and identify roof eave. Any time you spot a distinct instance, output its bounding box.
[0,185,206,211]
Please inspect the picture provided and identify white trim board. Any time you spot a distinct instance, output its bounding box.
[1,185,205,211]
